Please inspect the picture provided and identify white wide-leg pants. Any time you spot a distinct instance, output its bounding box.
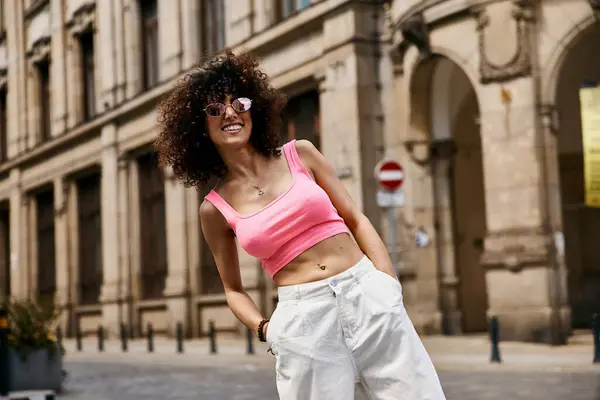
[267,256,447,400]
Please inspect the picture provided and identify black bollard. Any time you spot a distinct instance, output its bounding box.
[147,323,154,353]
[489,316,502,363]
[97,325,104,352]
[209,320,217,354]
[120,323,128,352]
[0,307,10,397]
[247,327,254,355]
[593,313,600,364]
[176,322,184,354]
[76,324,82,352]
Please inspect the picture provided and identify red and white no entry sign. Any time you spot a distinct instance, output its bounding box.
[375,160,404,191]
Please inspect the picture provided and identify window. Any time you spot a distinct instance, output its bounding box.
[77,174,102,306]
[276,0,311,20]
[37,60,51,141]
[36,190,56,304]
[80,31,95,121]
[140,0,159,90]
[282,90,321,149]
[0,88,7,162]
[202,0,225,57]
[138,153,167,300]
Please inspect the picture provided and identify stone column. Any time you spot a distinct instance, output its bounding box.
[23,194,39,296]
[432,156,461,334]
[113,0,127,103]
[26,61,38,149]
[99,124,121,337]
[478,79,564,343]
[539,105,571,337]
[53,178,72,333]
[66,181,79,336]
[319,3,384,223]
[4,0,22,157]
[158,0,182,80]
[65,34,80,129]
[8,170,24,298]
[128,159,142,335]
[51,0,68,136]
[180,0,201,69]
[470,0,567,344]
[70,33,85,126]
[117,156,133,330]
[123,0,142,98]
[163,169,190,336]
[97,0,116,109]
[6,1,28,156]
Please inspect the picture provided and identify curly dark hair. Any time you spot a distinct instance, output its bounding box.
[154,49,287,188]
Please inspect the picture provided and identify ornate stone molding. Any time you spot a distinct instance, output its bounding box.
[471,1,535,84]
[26,36,51,65]
[65,3,96,36]
[399,13,431,61]
[481,227,551,272]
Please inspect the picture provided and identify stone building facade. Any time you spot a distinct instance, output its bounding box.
[0,0,597,344]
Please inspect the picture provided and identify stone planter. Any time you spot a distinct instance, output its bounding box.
[7,347,63,393]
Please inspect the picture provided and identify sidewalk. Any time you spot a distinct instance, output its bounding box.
[61,332,600,372]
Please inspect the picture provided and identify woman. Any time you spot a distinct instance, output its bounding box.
[155,50,446,400]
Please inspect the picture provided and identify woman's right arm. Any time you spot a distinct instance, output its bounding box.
[199,200,268,337]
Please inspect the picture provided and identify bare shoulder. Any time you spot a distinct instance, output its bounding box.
[294,139,319,156]
[294,139,326,169]
[199,199,228,233]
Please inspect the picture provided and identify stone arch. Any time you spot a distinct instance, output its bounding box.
[541,14,597,105]
[544,21,600,329]
[406,54,488,334]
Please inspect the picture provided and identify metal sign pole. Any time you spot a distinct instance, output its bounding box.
[386,206,399,277]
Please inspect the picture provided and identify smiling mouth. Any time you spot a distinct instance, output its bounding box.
[222,123,243,133]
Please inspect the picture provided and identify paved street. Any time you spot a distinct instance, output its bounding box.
[57,360,600,400]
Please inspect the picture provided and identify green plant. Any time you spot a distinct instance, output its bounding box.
[2,298,65,361]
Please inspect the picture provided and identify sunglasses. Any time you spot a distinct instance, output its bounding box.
[204,97,252,117]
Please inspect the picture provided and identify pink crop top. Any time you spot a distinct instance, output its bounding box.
[204,140,351,278]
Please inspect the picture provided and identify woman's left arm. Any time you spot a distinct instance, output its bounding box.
[295,140,397,280]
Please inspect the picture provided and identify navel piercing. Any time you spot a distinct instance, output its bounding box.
[318,264,326,270]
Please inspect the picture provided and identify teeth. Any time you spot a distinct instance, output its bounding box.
[223,124,242,132]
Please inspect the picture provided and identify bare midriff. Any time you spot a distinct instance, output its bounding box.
[272,233,365,287]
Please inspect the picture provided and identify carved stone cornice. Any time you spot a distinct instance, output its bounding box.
[65,3,96,36]
[481,227,551,272]
[26,36,51,65]
[470,1,535,84]
[399,13,431,61]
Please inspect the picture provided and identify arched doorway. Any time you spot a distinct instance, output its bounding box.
[554,24,600,329]
[409,56,488,334]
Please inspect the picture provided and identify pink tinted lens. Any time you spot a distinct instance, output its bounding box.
[233,98,252,112]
